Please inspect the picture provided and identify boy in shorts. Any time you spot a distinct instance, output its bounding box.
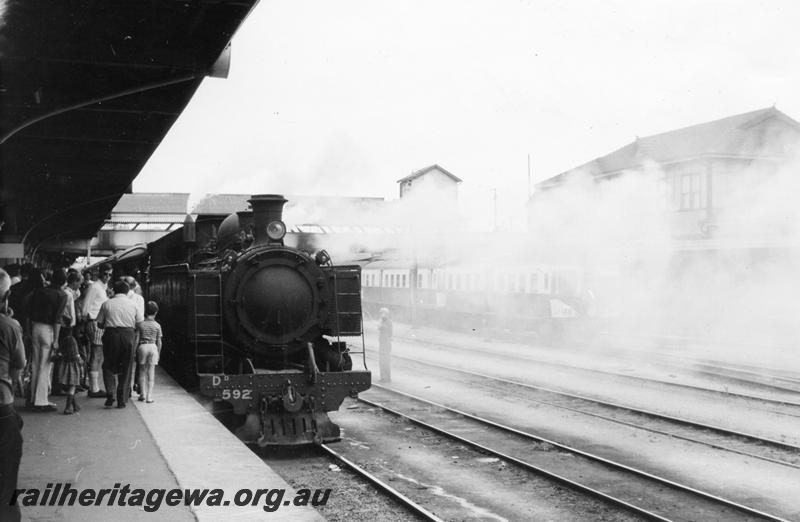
[136,301,162,403]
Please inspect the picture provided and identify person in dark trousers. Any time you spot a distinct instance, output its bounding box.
[7,263,34,401]
[96,280,142,408]
[0,268,25,522]
[378,308,393,383]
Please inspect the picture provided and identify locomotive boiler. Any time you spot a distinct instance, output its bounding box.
[143,194,371,445]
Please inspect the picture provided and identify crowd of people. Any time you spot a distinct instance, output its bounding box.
[0,262,163,520]
[1,262,163,414]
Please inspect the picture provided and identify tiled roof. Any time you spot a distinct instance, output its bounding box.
[191,194,251,214]
[397,164,462,184]
[539,107,800,188]
[191,194,386,224]
[112,193,189,214]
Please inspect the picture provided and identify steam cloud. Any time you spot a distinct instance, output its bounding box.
[303,143,800,372]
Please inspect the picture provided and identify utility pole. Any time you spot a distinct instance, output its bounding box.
[527,154,531,197]
[492,188,498,232]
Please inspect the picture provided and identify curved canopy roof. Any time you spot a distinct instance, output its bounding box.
[0,0,259,256]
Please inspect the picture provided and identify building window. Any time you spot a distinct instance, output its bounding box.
[669,172,706,210]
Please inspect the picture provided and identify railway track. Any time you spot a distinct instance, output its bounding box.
[384,325,800,391]
[596,333,800,384]
[566,335,800,395]
[478,329,800,394]
[381,352,800,468]
[644,356,800,391]
[360,385,792,522]
[318,444,443,521]
[392,334,800,413]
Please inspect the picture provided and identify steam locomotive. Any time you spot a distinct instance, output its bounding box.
[110,195,371,445]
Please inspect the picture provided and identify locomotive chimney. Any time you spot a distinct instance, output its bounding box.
[248,194,288,245]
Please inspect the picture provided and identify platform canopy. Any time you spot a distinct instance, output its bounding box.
[0,0,259,258]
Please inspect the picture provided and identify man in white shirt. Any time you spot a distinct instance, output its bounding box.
[81,263,112,397]
[97,280,143,408]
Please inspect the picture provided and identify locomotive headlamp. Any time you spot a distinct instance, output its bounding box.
[266,220,286,241]
[315,250,331,266]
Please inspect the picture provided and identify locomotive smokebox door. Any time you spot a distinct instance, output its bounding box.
[222,247,325,355]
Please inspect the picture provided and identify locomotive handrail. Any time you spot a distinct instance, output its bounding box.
[331,266,343,363]
[150,263,192,272]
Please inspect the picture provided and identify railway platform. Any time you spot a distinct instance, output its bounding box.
[14,368,324,522]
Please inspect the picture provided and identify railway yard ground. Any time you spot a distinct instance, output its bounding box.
[319,321,800,521]
[14,321,800,521]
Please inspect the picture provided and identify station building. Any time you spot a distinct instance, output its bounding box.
[529,107,800,247]
[397,164,462,202]
[527,107,800,342]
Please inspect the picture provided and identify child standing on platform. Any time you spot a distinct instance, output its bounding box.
[136,301,162,403]
[56,336,82,414]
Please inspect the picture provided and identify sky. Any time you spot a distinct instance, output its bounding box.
[134,0,800,226]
